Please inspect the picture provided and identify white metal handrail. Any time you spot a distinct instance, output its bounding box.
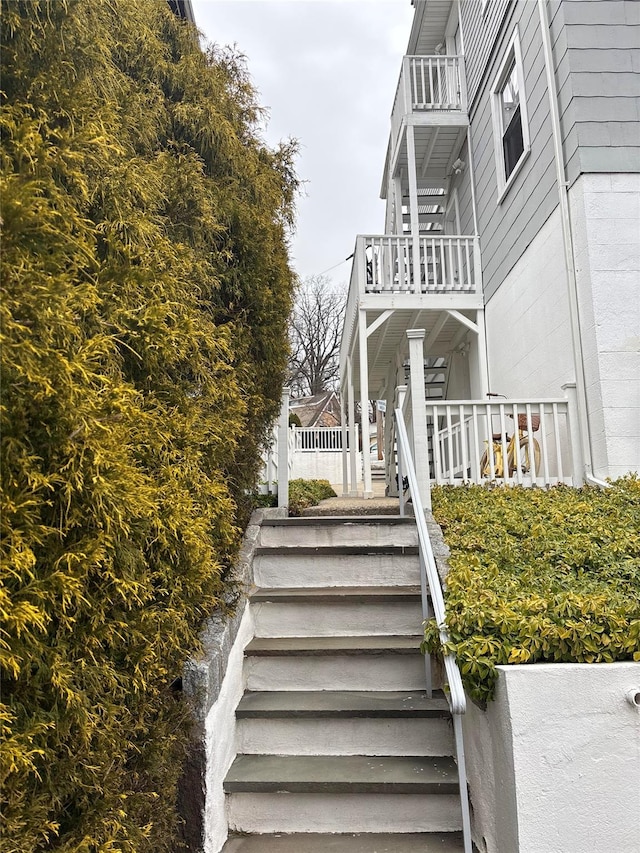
[394,407,472,853]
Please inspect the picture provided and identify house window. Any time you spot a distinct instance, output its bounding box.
[491,28,530,201]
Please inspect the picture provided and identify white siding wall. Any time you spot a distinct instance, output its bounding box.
[570,173,640,479]
[485,205,574,398]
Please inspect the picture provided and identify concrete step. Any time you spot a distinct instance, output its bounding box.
[259,516,418,549]
[245,635,424,655]
[221,832,465,852]
[225,753,459,794]
[236,690,453,756]
[253,546,420,588]
[236,690,449,718]
[244,635,429,691]
[227,792,463,834]
[250,586,423,638]
[225,756,462,834]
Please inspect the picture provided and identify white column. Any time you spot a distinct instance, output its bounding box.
[407,329,431,510]
[406,125,421,293]
[469,308,489,398]
[347,356,358,497]
[384,362,398,495]
[277,387,290,508]
[393,176,404,235]
[340,384,348,496]
[359,310,373,498]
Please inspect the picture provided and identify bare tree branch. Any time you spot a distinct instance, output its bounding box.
[288,275,346,397]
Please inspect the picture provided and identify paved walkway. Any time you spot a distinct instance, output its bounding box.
[300,479,410,517]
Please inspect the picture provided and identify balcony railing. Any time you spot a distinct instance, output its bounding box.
[391,55,466,144]
[355,234,481,296]
[426,400,574,487]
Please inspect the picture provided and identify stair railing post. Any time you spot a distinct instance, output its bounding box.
[277,387,290,508]
[407,330,431,510]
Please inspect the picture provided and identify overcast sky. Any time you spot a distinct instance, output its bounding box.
[191,0,414,290]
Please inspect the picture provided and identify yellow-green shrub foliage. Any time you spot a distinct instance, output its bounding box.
[0,1,298,849]
[424,479,640,705]
[287,479,337,516]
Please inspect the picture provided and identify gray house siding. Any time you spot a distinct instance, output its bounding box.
[462,0,638,301]
[466,0,559,301]
[460,0,512,108]
[551,0,640,183]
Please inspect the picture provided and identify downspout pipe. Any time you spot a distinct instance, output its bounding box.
[537,0,607,488]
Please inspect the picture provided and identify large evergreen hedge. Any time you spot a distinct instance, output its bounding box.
[0,1,298,849]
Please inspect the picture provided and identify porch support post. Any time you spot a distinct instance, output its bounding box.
[347,356,358,497]
[384,361,398,496]
[393,176,403,235]
[340,383,348,496]
[407,329,431,510]
[277,387,290,509]
[563,382,584,486]
[471,308,489,397]
[406,125,422,293]
[359,310,373,498]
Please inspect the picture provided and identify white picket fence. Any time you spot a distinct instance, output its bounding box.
[259,409,356,500]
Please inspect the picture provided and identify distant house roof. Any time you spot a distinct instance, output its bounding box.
[289,391,341,428]
[167,0,195,24]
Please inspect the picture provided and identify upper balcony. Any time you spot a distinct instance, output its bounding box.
[391,55,467,142]
[386,55,469,190]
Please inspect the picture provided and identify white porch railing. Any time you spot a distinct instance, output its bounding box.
[291,426,345,452]
[359,234,481,295]
[390,55,466,146]
[427,400,574,487]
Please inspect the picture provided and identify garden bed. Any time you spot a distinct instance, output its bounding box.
[423,478,640,703]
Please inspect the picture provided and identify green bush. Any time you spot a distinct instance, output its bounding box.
[423,478,640,704]
[0,1,297,850]
[288,479,336,516]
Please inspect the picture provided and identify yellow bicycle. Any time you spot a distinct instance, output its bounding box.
[480,413,541,479]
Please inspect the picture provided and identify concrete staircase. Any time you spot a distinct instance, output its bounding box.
[221,516,466,852]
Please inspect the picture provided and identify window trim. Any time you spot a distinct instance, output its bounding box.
[490,26,531,204]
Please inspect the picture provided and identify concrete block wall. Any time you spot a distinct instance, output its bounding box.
[484,204,574,400]
[570,173,640,480]
[484,175,640,481]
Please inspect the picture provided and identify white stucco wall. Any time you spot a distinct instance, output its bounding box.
[463,662,640,853]
[204,604,254,853]
[484,205,575,400]
[290,449,361,489]
[569,173,640,480]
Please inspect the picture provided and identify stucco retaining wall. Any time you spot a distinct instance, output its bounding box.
[464,662,640,853]
[178,507,286,853]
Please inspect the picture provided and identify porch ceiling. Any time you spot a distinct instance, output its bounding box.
[348,305,478,399]
[392,122,468,186]
[407,0,453,55]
